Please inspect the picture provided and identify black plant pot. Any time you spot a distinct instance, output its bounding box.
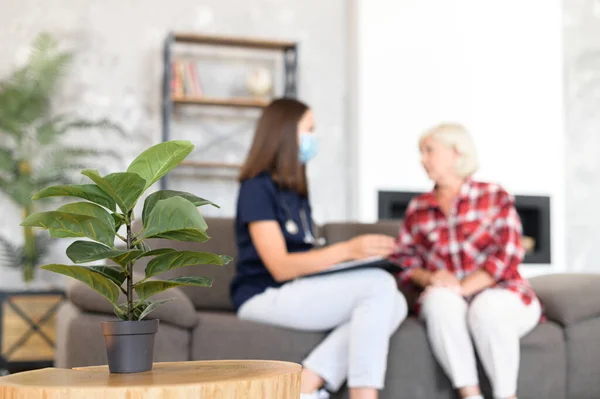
[101,319,159,373]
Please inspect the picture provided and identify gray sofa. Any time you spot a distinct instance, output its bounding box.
[55,218,600,399]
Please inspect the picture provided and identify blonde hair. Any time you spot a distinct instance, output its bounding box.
[419,123,479,178]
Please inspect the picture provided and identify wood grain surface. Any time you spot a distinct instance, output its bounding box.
[0,360,302,399]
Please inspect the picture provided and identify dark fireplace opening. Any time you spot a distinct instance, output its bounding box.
[378,191,551,264]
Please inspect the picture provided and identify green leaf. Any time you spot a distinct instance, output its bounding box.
[111,250,145,266]
[146,229,210,242]
[36,115,63,145]
[0,33,72,130]
[89,265,127,286]
[134,276,212,301]
[135,240,151,252]
[137,298,176,320]
[21,211,115,247]
[57,202,115,231]
[127,140,194,191]
[0,235,18,268]
[40,264,120,305]
[81,170,146,213]
[66,241,120,263]
[112,213,125,232]
[145,251,232,279]
[143,196,209,242]
[32,184,116,211]
[142,190,218,225]
[49,230,74,239]
[65,240,142,266]
[114,305,127,320]
[0,149,15,172]
[138,248,176,258]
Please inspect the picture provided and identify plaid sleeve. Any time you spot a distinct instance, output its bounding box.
[481,191,525,281]
[390,201,423,286]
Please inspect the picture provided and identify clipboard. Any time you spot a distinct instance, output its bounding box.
[302,256,403,278]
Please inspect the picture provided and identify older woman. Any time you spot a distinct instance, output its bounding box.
[390,123,542,399]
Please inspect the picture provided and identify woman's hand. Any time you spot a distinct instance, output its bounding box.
[459,269,496,297]
[429,269,460,291]
[345,234,396,260]
[418,270,462,301]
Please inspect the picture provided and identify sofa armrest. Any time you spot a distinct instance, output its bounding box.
[530,273,600,326]
[67,278,199,329]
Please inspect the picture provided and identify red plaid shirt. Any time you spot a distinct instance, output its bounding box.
[390,179,537,309]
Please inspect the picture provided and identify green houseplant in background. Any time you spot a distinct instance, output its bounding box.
[21,140,232,373]
[0,32,122,282]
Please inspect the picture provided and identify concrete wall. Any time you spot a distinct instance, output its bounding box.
[563,0,600,272]
[0,0,349,287]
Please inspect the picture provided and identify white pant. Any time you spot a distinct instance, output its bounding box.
[238,268,408,391]
[419,287,542,399]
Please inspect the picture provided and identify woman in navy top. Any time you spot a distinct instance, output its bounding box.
[231,98,407,399]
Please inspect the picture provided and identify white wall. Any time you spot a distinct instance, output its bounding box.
[352,0,566,276]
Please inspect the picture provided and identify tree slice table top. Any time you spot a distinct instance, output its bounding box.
[0,359,302,399]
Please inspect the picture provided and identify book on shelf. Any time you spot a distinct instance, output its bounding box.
[171,60,203,98]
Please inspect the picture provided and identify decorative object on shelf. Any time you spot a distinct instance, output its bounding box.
[20,140,232,373]
[0,32,123,283]
[246,67,273,98]
[160,33,299,189]
[0,290,65,376]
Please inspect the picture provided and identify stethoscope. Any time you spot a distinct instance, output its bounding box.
[280,194,326,246]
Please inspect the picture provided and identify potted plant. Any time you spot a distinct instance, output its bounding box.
[0,32,122,283]
[21,140,232,373]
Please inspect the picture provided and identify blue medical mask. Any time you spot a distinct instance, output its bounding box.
[299,133,318,164]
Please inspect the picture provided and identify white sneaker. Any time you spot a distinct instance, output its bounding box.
[300,389,330,399]
[317,389,330,399]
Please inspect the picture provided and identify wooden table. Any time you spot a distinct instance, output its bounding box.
[0,360,302,398]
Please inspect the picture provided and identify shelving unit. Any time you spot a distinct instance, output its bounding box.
[171,96,270,108]
[161,32,299,189]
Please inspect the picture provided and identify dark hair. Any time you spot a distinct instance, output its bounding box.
[239,98,310,196]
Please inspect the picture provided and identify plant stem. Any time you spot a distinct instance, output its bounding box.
[23,205,36,282]
[132,228,145,240]
[126,211,133,321]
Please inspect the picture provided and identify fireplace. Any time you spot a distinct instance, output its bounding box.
[378,191,551,264]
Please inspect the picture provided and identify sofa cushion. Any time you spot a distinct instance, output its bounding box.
[517,321,567,399]
[530,273,600,326]
[380,317,454,399]
[135,217,237,311]
[367,317,565,399]
[191,311,326,362]
[190,313,566,399]
[68,277,198,329]
[565,317,600,399]
[321,220,402,245]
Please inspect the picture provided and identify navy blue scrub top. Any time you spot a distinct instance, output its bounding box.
[230,171,314,311]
